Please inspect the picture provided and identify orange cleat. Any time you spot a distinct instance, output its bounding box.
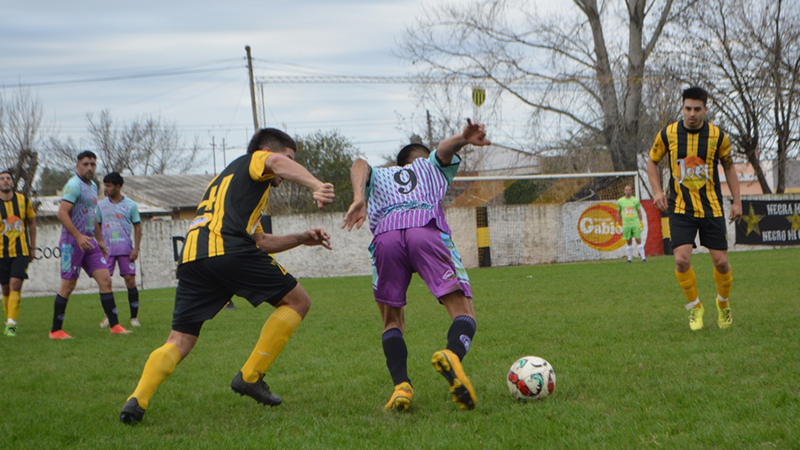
[49,330,73,340]
[110,324,132,335]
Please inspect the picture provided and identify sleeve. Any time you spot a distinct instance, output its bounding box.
[253,221,264,235]
[130,201,141,224]
[617,198,623,211]
[428,150,460,184]
[96,204,102,224]
[649,129,667,163]
[718,131,733,169]
[61,177,81,204]
[26,196,35,218]
[364,165,376,199]
[249,151,278,182]
[635,198,641,210]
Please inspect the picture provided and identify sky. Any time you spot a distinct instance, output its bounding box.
[2,0,558,174]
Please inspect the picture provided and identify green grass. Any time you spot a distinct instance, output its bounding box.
[1,249,799,449]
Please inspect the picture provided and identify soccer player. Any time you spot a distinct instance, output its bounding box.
[646,86,742,331]
[49,151,131,339]
[119,128,335,425]
[616,184,646,263]
[0,170,36,337]
[341,119,490,411]
[97,172,143,328]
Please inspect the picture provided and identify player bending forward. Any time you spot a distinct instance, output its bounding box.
[120,128,334,424]
[342,119,491,411]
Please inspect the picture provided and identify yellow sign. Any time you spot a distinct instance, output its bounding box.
[472,88,486,107]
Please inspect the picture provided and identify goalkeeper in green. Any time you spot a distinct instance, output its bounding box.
[616,185,646,263]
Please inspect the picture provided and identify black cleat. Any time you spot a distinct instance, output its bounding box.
[120,397,145,425]
[231,371,282,406]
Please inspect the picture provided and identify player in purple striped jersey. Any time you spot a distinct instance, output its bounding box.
[342,119,490,411]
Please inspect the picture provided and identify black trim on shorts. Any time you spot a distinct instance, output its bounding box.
[0,256,30,284]
[669,213,728,250]
[171,251,298,336]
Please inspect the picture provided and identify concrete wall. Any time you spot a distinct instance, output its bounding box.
[24,195,798,297]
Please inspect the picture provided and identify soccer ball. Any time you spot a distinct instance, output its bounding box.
[507,356,556,401]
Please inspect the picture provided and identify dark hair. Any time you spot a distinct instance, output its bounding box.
[682,86,708,106]
[77,150,97,161]
[0,169,12,180]
[396,143,430,166]
[246,128,297,155]
[103,172,124,186]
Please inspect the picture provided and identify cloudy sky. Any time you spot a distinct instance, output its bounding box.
[2,0,552,173]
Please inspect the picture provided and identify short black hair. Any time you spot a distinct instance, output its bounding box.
[0,169,12,179]
[682,86,708,106]
[246,128,297,155]
[103,172,124,186]
[396,143,430,166]
[77,150,97,161]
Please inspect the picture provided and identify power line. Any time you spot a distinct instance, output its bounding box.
[5,65,243,88]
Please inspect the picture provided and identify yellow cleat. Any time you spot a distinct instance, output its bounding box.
[717,299,732,329]
[431,349,476,410]
[689,304,705,331]
[384,382,414,411]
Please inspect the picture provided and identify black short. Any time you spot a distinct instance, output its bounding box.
[669,213,728,250]
[172,251,298,335]
[0,256,30,284]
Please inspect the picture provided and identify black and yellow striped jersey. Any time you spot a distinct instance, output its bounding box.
[181,151,276,264]
[0,192,35,258]
[650,120,733,218]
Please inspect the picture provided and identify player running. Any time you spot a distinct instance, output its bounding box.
[342,119,491,411]
[120,128,334,424]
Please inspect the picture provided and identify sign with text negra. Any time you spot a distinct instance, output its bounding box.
[735,200,800,245]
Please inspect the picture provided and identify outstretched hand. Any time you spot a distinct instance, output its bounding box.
[301,228,332,250]
[341,199,367,231]
[463,118,491,147]
[313,183,335,209]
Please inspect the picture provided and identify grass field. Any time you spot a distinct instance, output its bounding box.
[1,248,798,449]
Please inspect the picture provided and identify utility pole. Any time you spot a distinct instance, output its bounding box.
[245,45,259,133]
[222,138,227,167]
[210,136,217,176]
[426,109,433,149]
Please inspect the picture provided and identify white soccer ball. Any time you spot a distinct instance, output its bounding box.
[507,356,556,401]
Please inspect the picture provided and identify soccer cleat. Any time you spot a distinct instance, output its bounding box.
[49,330,72,340]
[110,324,132,335]
[689,304,705,331]
[431,349,476,410]
[120,397,145,425]
[4,324,17,337]
[717,299,732,329]
[642,258,647,263]
[100,315,110,328]
[384,382,414,411]
[231,371,282,406]
[130,317,141,327]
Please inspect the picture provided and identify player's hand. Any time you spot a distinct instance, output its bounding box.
[463,119,491,147]
[76,234,95,252]
[653,191,668,212]
[29,248,36,263]
[130,248,139,262]
[341,200,367,231]
[729,201,743,223]
[301,228,332,250]
[639,221,644,231]
[313,183,335,209]
[99,242,109,259]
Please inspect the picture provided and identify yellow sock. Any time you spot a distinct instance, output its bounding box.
[8,291,21,323]
[676,267,699,306]
[241,306,303,383]
[714,268,732,308]
[128,343,182,409]
[2,294,8,322]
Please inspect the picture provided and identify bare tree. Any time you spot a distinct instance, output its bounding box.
[399,0,695,171]
[0,88,48,198]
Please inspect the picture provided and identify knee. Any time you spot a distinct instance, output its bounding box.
[278,285,311,318]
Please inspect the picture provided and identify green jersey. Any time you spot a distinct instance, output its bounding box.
[617,196,641,227]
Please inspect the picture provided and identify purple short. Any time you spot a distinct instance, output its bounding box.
[60,239,109,280]
[370,222,471,307]
[107,255,136,276]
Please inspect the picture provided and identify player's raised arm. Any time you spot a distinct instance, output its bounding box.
[265,153,335,209]
[436,119,491,165]
[342,158,370,231]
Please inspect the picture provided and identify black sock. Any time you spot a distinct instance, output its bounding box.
[382,328,410,386]
[52,294,69,332]
[100,292,119,327]
[446,315,477,361]
[127,287,139,318]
